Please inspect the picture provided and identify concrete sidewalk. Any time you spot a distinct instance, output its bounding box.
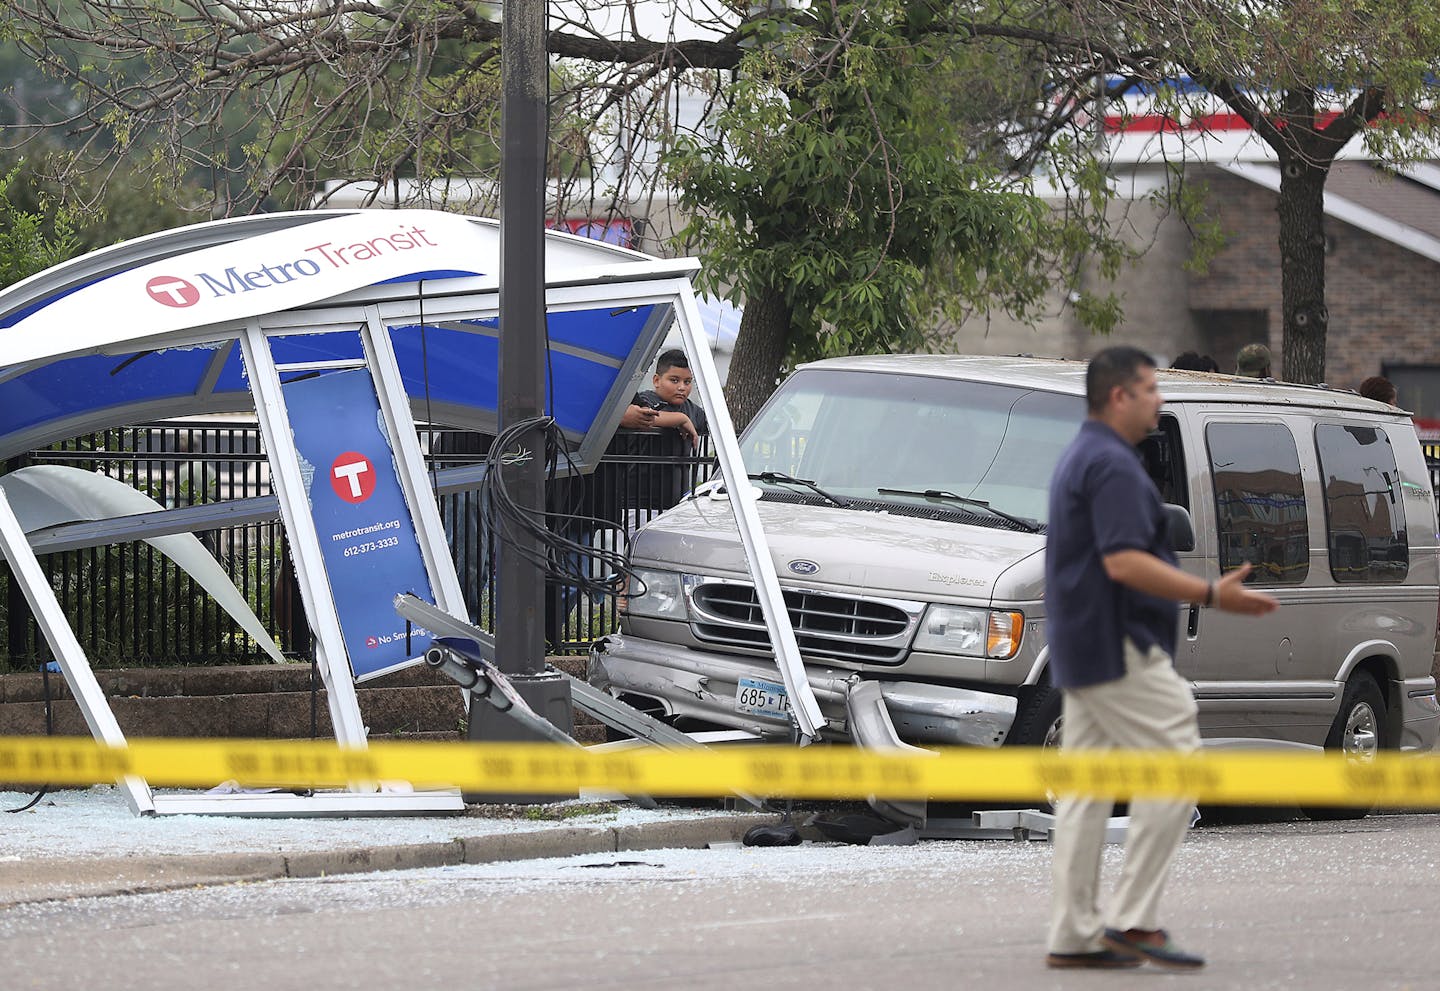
[0,787,779,907]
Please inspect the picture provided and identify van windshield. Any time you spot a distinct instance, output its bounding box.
[740,368,1084,525]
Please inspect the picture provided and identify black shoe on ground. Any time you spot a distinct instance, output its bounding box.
[1102,927,1206,970]
[1045,949,1144,969]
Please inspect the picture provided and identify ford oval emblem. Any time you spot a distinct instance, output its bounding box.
[788,559,820,576]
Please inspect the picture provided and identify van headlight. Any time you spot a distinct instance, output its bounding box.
[622,568,692,621]
[915,605,1023,659]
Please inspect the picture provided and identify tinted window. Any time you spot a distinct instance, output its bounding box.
[1315,424,1408,583]
[1137,415,1187,508]
[1206,422,1309,583]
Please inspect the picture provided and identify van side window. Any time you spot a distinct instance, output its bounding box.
[1137,415,1187,507]
[1205,422,1309,584]
[1314,424,1408,583]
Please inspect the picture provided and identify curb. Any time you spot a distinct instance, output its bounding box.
[0,813,779,908]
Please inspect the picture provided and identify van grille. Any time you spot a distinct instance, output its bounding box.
[689,582,920,664]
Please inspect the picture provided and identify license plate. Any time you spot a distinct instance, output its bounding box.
[735,677,791,719]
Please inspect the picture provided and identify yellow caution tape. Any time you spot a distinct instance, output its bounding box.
[4,736,1440,807]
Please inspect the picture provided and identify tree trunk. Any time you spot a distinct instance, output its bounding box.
[1276,154,1330,384]
[722,283,794,432]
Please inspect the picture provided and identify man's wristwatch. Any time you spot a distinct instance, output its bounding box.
[1203,581,1216,608]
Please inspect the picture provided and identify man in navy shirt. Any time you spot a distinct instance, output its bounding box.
[1044,346,1277,971]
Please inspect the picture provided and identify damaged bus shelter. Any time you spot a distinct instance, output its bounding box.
[0,209,825,816]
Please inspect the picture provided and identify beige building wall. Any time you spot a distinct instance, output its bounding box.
[1096,192,1204,362]
[940,281,1074,358]
[945,188,1201,364]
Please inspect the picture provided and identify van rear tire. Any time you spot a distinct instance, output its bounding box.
[1300,671,1386,822]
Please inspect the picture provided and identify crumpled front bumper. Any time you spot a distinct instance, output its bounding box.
[588,632,1018,747]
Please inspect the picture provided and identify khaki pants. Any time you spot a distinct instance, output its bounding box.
[1047,639,1202,954]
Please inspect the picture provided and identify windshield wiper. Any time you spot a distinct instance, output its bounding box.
[876,487,1040,532]
[750,472,852,508]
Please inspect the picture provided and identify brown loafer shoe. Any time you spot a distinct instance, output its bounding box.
[1045,949,1145,969]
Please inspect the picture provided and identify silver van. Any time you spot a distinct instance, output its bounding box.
[589,355,1440,773]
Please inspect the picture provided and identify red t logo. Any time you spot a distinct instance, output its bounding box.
[330,452,377,503]
[145,276,200,307]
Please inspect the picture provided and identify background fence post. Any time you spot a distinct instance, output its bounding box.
[4,456,29,667]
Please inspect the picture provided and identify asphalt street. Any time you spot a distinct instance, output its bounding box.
[0,810,1434,990]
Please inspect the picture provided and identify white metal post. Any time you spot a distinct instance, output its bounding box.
[0,489,154,814]
[360,307,469,617]
[238,320,369,749]
[671,284,826,740]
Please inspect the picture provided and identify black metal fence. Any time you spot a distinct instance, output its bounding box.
[432,427,716,653]
[1424,446,1440,494]
[0,423,715,672]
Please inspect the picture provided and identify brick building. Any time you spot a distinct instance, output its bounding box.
[950,140,1440,429]
[1190,163,1440,416]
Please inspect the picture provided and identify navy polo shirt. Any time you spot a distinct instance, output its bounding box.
[1044,420,1178,689]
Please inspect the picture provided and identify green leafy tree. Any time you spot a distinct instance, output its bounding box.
[0,149,194,258]
[1,0,220,235]
[0,164,79,288]
[667,5,1123,422]
[0,0,1137,415]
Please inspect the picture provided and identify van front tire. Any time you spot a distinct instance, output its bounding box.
[1300,670,1387,822]
[1010,684,1063,749]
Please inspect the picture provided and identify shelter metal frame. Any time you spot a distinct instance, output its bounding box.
[0,213,827,814]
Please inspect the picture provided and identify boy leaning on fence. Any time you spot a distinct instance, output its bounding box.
[543,348,709,648]
[636,349,708,447]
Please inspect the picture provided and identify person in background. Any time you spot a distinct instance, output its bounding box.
[1235,343,1272,378]
[1358,375,1398,406]
[637,348,708,447]
[1171,352,1221,373]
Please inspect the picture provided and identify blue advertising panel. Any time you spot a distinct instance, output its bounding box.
[283,368,434,679]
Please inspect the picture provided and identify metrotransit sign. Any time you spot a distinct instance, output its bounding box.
[284,368,436,679]
[144,223,442,308]
[1,211,484,368]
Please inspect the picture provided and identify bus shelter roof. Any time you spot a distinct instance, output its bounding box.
[0,209,699,462]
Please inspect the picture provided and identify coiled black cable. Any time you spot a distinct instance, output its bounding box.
[479,415,647,599]
[6,660,54,814]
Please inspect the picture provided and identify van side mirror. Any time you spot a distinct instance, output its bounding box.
[1164,504,1195,553]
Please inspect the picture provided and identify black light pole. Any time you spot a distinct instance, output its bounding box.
[469,0,574,771]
